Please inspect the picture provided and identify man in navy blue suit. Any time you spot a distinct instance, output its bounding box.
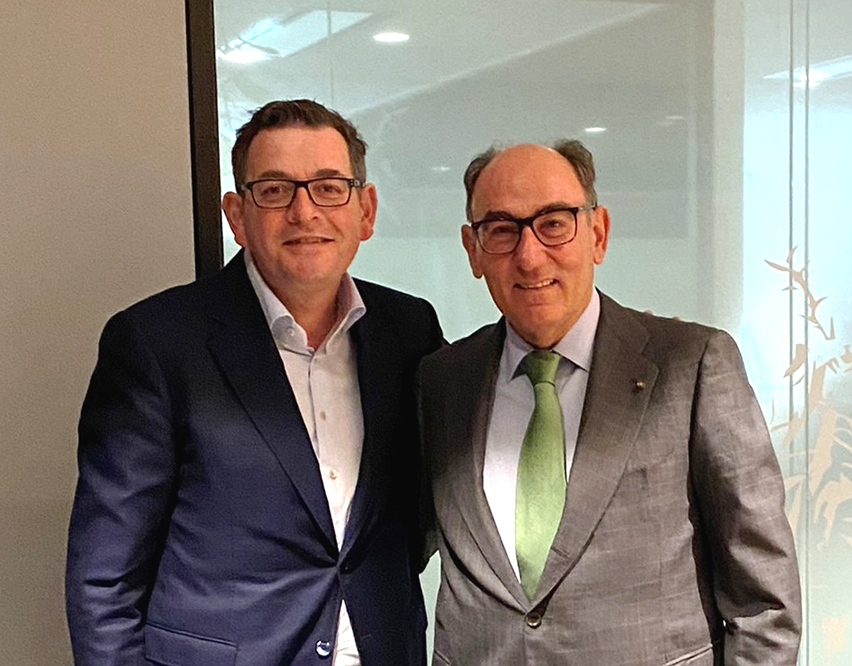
[66,99,442,666]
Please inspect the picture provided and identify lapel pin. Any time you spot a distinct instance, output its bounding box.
[633,380,646,392]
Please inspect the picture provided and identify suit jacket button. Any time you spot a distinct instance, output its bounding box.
[316,640,333,658]
[525,611,543,628]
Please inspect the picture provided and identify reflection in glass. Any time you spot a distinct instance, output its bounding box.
[213,0,852,662]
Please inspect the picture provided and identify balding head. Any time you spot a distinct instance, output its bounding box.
[463,139,598,221]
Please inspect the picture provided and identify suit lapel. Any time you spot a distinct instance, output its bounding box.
[535,294,659,604]
[205,255,337,553]
[446,322,529,609]
[339,304,397,558]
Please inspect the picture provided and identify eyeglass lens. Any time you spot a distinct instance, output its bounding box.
[251,178,352,208]
[477,210,577,253]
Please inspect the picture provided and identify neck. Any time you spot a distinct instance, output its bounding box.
[247,253,347,350]
[272,282,340,350]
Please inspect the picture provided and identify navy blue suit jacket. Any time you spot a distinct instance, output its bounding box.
[66,253,443,666]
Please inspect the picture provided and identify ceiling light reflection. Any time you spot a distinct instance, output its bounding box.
[766,54,852,85]
[374,32,410,43]
[218,11,372,64]
[221,46,269,64]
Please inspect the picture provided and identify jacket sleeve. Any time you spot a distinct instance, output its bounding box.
[412,299,444,574]
[689,329,802,665]
[66,311,179,665]
[414,361,438,574]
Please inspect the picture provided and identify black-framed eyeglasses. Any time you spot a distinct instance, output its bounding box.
[470,205,596,255]
[240,177,363,209]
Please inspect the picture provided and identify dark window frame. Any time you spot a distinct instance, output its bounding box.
[186,0,223,278]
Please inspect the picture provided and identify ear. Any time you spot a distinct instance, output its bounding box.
[591,205,610,265]
[461,224,483,278]
[222,192,248,248]
[357,182,377,241]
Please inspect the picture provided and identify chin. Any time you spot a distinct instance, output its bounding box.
[513,316,569,348]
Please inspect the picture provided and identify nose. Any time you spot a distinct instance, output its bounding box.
[285,184,320,223]
[513,225,547,270]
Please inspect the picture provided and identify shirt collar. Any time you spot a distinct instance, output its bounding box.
[502,288,600,380]
[244,250,366,353]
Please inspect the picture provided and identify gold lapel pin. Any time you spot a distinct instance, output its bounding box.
[633,380,646,391]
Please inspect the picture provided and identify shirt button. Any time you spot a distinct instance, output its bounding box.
[328,468,338,480]
[287,327,295,337]
[315,640,332,658]
[319,410,327,421]
[525,611,543,628]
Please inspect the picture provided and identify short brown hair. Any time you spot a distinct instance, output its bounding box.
[231,99,368,190]
[463,139,598,220]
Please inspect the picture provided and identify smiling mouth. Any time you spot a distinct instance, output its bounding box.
[284,236,333,245]
[516,279,557,290]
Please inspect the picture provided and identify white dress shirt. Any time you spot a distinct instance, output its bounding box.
[483,289,600,579]
[245,252,364,666]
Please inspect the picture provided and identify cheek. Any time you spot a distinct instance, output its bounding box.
[482,280,507,315]
[244,223,269,248]
[243,218,285,256]
[482,271,514,308]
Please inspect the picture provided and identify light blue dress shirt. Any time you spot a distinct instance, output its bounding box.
[483,289,600,579]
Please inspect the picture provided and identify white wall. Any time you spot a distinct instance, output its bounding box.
[0,1,194,662]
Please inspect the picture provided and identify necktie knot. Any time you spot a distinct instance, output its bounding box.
[521,350,560,386]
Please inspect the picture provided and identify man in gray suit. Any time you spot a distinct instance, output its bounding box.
[418,140,801,665]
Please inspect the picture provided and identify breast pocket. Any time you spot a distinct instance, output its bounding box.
[625,380,694,470]
[144,622,237,666]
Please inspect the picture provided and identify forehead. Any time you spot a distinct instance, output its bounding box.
[245,125,351,177]
[471,145,584,217]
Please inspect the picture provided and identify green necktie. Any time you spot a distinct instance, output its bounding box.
[515,350,567,599]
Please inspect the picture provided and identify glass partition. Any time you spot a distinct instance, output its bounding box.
[212,0,852,661]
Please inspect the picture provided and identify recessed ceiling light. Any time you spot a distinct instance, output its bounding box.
[584,127,607,134]
[374,31,410,43]
[431,166,451,173]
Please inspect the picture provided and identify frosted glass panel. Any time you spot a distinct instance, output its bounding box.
[213,0,852,661]
[214,0,715,338]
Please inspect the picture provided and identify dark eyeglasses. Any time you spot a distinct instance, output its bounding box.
[470,205,596,254]
[240,177,363,208]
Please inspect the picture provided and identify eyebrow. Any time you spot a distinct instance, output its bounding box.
[476,202,579,222]
[252,168,348,180]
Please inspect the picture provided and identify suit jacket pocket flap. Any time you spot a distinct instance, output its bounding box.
[664,641,717,665]
[145,623,237,666]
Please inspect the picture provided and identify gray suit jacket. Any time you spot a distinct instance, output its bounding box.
[418,293,801,666]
